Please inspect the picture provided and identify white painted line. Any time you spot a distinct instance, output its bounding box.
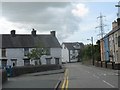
[102,80,115,88]
[93,74,100,79]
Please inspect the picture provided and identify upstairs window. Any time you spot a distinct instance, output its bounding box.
[115,34,118,44]
[118,36,120,47]
[24,48,29,56]
[2,48,6,57]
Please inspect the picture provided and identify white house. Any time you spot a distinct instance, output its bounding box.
[62,42,84,63]
[0,29,62,68]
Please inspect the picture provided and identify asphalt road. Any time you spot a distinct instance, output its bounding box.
[61,63,119,89]
[2,63,119,89]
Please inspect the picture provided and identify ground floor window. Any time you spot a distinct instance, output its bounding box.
[1,59,7,68]
[24,59,30,66]
[55,58,59,65]
[11,59,17,67]
[46,58,52,65]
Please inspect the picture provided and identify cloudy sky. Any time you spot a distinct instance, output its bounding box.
[0,0,119,44]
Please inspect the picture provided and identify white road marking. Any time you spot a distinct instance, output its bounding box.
[93,74,100,79]
[102,80,115,88]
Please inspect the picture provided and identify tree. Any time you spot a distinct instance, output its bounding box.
[26,42,51,65]
[27,48,42,65]
[80,44,92,61]
[93,40,101,61]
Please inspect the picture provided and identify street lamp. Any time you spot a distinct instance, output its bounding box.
[87,37,94,65]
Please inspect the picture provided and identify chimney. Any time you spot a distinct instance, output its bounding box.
[31,28,36,36]
[11,30,16,37]
[117,18,120,27]
[50,31,56,37]
[112,20,117,29]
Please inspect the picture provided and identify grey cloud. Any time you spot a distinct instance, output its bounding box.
[2,2,82,42]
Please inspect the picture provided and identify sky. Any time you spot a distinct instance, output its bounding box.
[0,0,119,44]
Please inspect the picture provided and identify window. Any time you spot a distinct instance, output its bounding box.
[1,59,7,68]
[24,60,30,66]
[46,58,52,65]
[11,59,17,67]
[118,36,120,47]
[55,58,59,65]
[2,48,6,57]
[24,48,29,56]
[115,34,118,44]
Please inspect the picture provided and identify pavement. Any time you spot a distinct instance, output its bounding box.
[2,69,65,89]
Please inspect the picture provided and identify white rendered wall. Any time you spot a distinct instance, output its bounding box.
[6,48,24,66]
[50,48,62,64]
[40,48,61,65]
[62,44,69,62]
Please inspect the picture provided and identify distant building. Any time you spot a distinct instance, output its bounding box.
[62,42,84,63]
[0,29,61,68]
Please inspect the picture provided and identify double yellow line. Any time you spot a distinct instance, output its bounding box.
[61,69,69,90]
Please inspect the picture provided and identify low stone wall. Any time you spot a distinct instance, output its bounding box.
[114,63,120,70]
[12,64,62,77]
[107,63,113,69]
[95,61,102,67]
[95,61,120,70]
[102,62,107,68]
[2,69,7,84]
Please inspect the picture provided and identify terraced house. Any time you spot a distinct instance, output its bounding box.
[100,18,120,69]
[0,29,62,68]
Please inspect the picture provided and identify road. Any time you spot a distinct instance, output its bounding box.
[2,63,119,90]
[61,63,119,89]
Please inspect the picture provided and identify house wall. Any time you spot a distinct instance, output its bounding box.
[7,48,24,66]
[62,44,69,62]
[70,50,78,62]
[108,29,120,63]
[118,29,120,63]
[5,48,62,66]
[103,37,109,62]
[118,30,120,63]
[109,34,115,62]
[40,48,62,65]
[50,48,62,64]
[0,49,1,66]
[100,39,104,61]
[113,31,119,63]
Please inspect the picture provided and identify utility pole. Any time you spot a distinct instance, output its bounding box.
[115,1,120,18]
[87,37,94,65]
[96,13,107,39]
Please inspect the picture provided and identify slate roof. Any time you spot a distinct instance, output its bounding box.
[62,42,84,50]
[0,34,61,48]
[101,26,120,40]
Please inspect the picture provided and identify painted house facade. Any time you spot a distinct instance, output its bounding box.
[100,18,120,66]
[0,30,62,68]
[62,42,84,63]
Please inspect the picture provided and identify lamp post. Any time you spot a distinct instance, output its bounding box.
[87,37,94,65]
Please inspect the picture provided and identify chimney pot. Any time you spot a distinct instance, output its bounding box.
[117,18,120,27]
[31,28,36,36]
[50,31,56,37]
[11,30,16,37]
